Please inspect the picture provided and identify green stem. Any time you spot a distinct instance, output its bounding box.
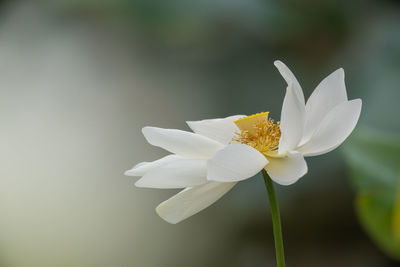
[262,169,286,267]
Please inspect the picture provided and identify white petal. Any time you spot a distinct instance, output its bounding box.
[135,159,207,189]
[265,151,308,185]
[278,82,305,154]
[187,115,245,145]
[207,144,268,182]
[124,155,182,176]
[274,60,305,105]
[302,68,348,144]
[142,127,223,159]
[298,99,362,157]
[156,181,236,224]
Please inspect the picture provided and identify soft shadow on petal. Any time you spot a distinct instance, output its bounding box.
[125,155,182,176]
[135,159,207,189]
[278,82,305,154]
[265,151,308,185]
[187,115,245,145]
[156,181,237,224]
[298,99,362,157]
[142,127,223,159]
[207,144,268,182]
[302,68,348,144]
[274,60,305,105]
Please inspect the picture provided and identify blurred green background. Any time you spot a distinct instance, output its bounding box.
[0,0,399,266]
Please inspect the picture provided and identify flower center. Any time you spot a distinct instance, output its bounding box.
[233,112,281,157]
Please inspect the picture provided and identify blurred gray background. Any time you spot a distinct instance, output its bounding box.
[0,0,399,266]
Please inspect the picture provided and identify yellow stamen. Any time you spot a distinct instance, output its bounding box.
[233,112,281,157]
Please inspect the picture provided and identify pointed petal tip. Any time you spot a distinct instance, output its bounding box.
[155,205,179,224]
[270,168,307,186]
[140,127,223,158]
[154,182,237,224]
[141,126,153,135]
[352,98,362,105]
[353,98,362,115]
[142,126,162,137]
[349,98,362,114]
[133,179,157,189]
[299,98,362,156]
[186,115,246,145]
[332,67,345,78]
[124,170,133,176]
[273,167,308,186]
[124,165,145,176]
[134,179,145,188]
[134,178,167,189]
[335,67,344,72]
[141,126,152,141]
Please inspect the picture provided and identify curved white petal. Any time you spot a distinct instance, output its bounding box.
[124,155,182,176]
[135,159,207,189]
[278,82,305,154]
[274,60,305,105]
[265,151,308,185]
[302,68,348,144]
[142,127,223,159]
[187,115,245,145]
[156,181,236,224]
[298,99,362,157]
[207,144,268,182]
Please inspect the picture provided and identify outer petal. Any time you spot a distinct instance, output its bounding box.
[301,68,348,144]
[265,151,308,185]
[298,99,362,157]
[142,127,223,159]
[207,144,268,182]
[135,159,207,189]
[156,181,237,224]
[124,155,182,176]
[274,60,305,105]
[187,115,245,145]
[278,82,306,154]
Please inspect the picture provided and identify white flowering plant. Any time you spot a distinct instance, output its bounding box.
[126,60,362,266]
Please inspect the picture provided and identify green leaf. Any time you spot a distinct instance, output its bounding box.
[343,127,400,259]
[393,182,400,250]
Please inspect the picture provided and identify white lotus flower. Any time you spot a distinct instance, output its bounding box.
[126,60,362,224]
